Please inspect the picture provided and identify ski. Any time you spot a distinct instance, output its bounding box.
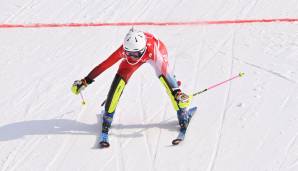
[172,106,197,145]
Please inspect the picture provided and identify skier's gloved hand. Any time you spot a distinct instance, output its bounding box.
[71,79,87,95]
[175,91,190,103]
[173,89,192,109]
[71,77,94,95]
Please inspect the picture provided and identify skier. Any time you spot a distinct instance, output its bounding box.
[71,28,193,147]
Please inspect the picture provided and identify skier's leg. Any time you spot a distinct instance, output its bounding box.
[100,60,141,145]
[159,74,191,110]
[159,74,191,129]
[101,74,126,140]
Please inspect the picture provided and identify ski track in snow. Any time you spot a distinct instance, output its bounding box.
[279,126,298,169]
[115,135,125,171]
[207,29,237,171]
[44,110,85,170]
[100,110,175,171]
[139,76,156,170]
[275,85,298,170]
[4,0,35,23]
[237,58,297,84]
[44,129,75,171]
[199,31,235,73]
[191,28,204,93]
[1,142,25,171]
[287,135,298,169]
[9,136,44,171]
[206,0,258,164]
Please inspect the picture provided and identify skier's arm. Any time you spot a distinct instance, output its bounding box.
[71,46,123,95]
[148,41,190,110]
[85,46,123,81]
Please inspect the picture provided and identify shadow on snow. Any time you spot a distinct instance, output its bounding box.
[0,114,178,141]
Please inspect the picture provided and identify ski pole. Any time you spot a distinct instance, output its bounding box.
[80,92,86,105]
[193,72,245,96]
[101,99,106,107]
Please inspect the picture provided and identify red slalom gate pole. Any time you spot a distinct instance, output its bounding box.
[192,72,245,96]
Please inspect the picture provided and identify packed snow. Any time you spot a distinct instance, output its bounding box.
[0,0,298,171]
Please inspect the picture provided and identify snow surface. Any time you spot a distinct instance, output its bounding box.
[1,0,298,171]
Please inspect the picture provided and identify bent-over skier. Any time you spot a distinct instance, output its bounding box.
[72,28,193,147]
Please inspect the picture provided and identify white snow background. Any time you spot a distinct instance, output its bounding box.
[0,0,298,171]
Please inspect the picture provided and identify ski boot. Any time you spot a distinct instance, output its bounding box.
[172,107,197,145]
[172,90,196,145]
[99,112,114,148]
[99,132,110,148]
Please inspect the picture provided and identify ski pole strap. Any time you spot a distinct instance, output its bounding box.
[193,72,244,97]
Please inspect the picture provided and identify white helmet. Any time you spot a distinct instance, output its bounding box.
[123,28,147,53]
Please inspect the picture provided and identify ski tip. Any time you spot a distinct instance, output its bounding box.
[190,106,198,111]
[188,106,198,115]
[99,141,110,148]
[172,139,183,145]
